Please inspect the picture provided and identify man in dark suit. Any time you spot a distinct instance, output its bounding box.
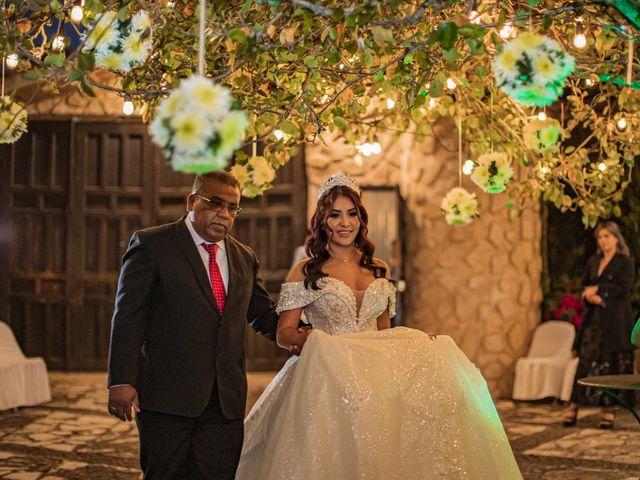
[107,170,305,479]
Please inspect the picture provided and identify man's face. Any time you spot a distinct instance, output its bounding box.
[187,179,241,243]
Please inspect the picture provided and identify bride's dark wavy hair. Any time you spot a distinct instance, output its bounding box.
[303,185,386,289]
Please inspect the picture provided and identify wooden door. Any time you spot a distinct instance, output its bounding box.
[0,118,306,370]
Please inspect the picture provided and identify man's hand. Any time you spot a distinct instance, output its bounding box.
[289,326,312,356]
[108,385,140,422]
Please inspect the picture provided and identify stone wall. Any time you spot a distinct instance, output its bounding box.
[306,122,542,398]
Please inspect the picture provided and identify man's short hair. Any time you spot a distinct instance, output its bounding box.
[192,170,240,193]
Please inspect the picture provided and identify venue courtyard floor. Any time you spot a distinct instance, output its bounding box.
[0,372,638,479]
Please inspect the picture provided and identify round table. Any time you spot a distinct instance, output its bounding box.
[577,374,640,424]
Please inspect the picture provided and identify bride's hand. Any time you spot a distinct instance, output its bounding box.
[427,332,437,341]
[288,326,313,355]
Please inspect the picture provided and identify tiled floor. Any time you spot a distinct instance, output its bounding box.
[0,372,638,479]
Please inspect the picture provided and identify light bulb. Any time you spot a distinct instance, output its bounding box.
[166,1,175,6]
[339,63,345,70]
[468,10,482,25]
[540,165,550,175]
[585,78,594,87]
[428,98,438,110]
[446,78,457,90]
[573,33,586,49]
[358,143,375,157]
[5,53,18,69]
[537,111,547,121]
[597,162,607,172]
[424,83,431,90]
[122,101,134,116]
[499,23,514,39]
[371,142,382,155]
[386,98,395,109]
[617,117,627,130]
[52,35,65,52]
[70,5,84,22]
[462,160,475,175]
[273,129,284,141]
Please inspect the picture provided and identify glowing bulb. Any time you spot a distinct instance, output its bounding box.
[166,1,175,6]
[499,23,514,39]
[122,101,134,116]
[52,35,65,52]
[468,10,482,25]
[274,129,284,141]
[446,78,457,90]
[320,94,330,104]
[585,78,594,87]
[540,165,550,175]
[462,160,475,175]
[428,98,438,110]
[5,53,18,69]
[573,33,586,49]
[339,63,345,70]
[371,142,382,155]
[354,154,363,167]
[70,5,84,22]
[386,98,395,109]
[424,83,431,90]
[597,162,607,172]
[537,111,547,121]
[617,117,627,130]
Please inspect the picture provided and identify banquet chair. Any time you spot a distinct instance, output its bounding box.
[512,321,576,401]
[0,321,51,410]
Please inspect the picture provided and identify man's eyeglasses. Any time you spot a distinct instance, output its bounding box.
[193,194,242,216]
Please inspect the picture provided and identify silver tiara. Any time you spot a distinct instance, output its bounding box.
[317,171,361,200]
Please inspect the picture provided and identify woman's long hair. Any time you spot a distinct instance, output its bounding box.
[595,221,630,257]
[303,186,386,289]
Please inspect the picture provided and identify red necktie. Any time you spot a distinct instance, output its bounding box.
[202,243,226,312]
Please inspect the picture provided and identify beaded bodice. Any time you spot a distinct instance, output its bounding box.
[276,277,396,335]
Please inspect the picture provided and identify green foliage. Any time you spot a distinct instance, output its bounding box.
[1,0,639,221]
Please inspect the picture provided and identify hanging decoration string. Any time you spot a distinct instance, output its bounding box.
[458,100,463,187]
[627,39,634,86]
[490,89,494,153]
[1,55,5,97]
[198,0,206,77]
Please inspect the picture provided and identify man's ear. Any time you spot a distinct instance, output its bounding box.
[186,193,195,212]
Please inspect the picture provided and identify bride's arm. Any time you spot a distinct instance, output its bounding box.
[277,260,312,353]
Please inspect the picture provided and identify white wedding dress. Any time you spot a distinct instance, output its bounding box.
[236,277,522,480]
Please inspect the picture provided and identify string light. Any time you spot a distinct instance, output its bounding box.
[6,54,18,69]
[356,142,382,157]
[52,35,65,52]
[122,101,134,115]
[617,117,627,130]
[537,111,547,121]
[339,63,345,70]
[273,129,284,140]
[539,165,550,175]
[371,142,382,155]
[428,98,438,109]
[597,162,607,172]
[446,77,457,90]
[468,10,482,25]
[585,78,594,87]
[462,160,475,175]
[386,98,395,109]
[573,21,586,49]
[499,22,514,39]
[70,5,84,22]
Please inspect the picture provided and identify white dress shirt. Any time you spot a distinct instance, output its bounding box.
[185,214,229,292]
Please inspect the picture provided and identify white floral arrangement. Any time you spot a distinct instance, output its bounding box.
[149,76,248,173]
[523,117,563,152]
[82,10,152,73]
[440,187,479,225]
[470,152,513,193]
[0,96,28,144]
[493,32,574,107]
[231,155,278,197]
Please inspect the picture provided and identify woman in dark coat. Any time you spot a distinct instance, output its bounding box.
[563,221,635,428]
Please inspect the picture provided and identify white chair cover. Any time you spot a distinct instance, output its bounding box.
[512,321,575,401]
[560,357,580,402]
[0,322,51,410]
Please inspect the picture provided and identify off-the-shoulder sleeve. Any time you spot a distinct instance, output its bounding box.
[276,282,322,314]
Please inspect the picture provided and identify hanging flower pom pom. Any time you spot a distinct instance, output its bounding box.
[0,96,28,144]
[149,76,248,174]
[441,187,479,225]
[493,32,574,107]
[523,117,563,152]
[82,10,152,73]
[231,155,278,197]
[470,152,513,193]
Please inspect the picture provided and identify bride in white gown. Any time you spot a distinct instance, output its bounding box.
[235,173,522,480]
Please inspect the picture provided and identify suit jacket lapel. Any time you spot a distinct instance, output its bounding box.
[223,237,243,320]
[175,219,221,317]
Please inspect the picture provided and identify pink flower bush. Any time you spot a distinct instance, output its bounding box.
[552,293,585,328]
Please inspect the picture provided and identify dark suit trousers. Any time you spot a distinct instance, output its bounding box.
[135,383,243,480]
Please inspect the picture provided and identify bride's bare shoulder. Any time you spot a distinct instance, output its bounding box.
[286,259,310,283]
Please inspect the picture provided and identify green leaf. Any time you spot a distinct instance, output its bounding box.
[76,52,95,72]
[371,26,393,49]
[333,116,347,129]
[303,55,317,68]
[68,69,84,82]
[429,80,443,97]
[44,53,65,67]
[443,47,457,62]
[438,22,458,50]
[363,52,373,68]
[403,55,413,65]
[22,69,45,81]
[80,78,96,97]
[542,14,552,30]
[280,120,297,135]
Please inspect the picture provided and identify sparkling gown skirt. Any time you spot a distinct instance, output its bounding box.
[236,327,522,480]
